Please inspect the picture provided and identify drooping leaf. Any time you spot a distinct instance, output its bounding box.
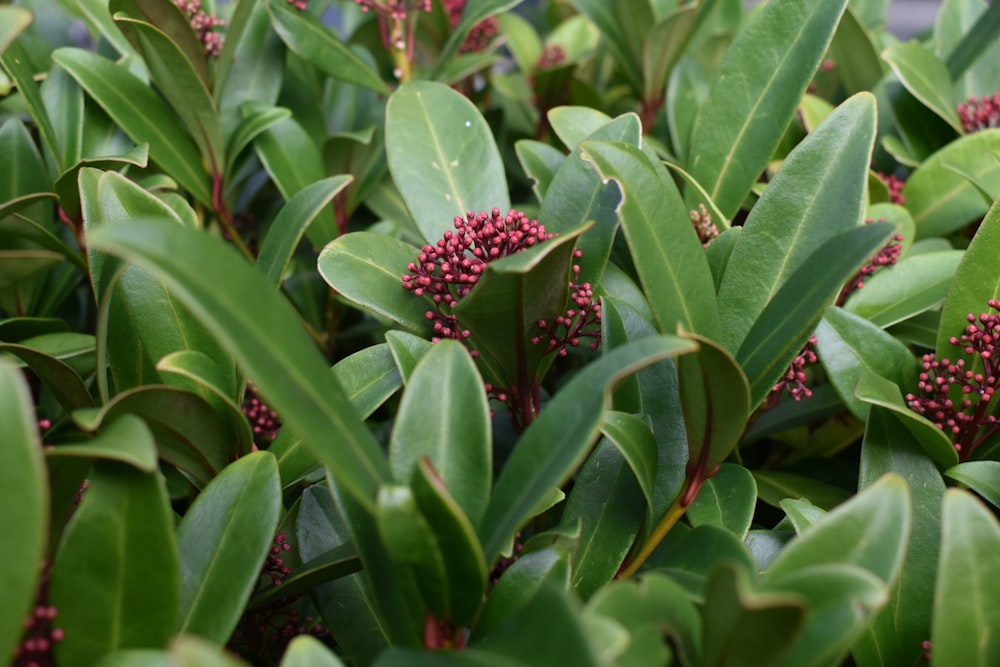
[686,463,757,539]
[0,362,48,664]
[50,463,179,667]
[882,41,964,133]
[686,0,848,218]
[0,6,32,55]
[0,339,95,411]
[385,81,510,244]
[175,451,281,642]
[46,414,158,472]
[945,461,1000,509]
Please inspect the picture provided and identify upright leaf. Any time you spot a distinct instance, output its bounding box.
[386,81,509,244]
[686,0,848,218]
[175,451,281,643]
[0,362,47,664]
[50,463,179,667]
[717,93,877,353]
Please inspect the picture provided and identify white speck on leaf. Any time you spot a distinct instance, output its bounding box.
[451,160,458,167]
[432,161,440,170]
[465,121,471,127]
[445,194,452,201]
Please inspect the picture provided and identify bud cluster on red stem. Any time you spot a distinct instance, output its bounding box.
[958,93,1000,133]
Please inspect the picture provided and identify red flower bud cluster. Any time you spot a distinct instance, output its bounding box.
[531,252,602,357]
[958,93,1000,133]
[536,43,567,70]
[906,300,1000,459]
[442,0,499,53]
[766,335,819,408]
[402,208,554,346]
[838,220,903,305]
[15,561,63,667]
[876,171,906,205]
[243,384,281,449]
[354,0,431,20]
[175,0,224,57]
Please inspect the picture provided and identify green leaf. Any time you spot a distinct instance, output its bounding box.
[252,115,337,247]
[753,470,852,511]
[677,331,751,495]
[935,197,1000,371]
[717,92,877,353]
[686,0,848,218]
[52,48,211,205]
[815,306,920,420]
[686,463,757,539]
[737,222,896,409]
[0,339,95,411]
[882,41,963,133]
[473,546,571,642]
[0,362,47,664]
[257,176,352,285]
[0,118,49,204]
[569,0,646,91]
[701,562,806,667]
[479,335,697,562]
[50,463,179,667]
[53,144,151,223]
[86,220,392,510]
[2,41,61,170]
[385,81,509,244]
[644,524,757,598]
[585,573,702,667]
[843,251,963,328]
[903,129,1000,238]
[266,0,389,95]
[599,411,657,523]
[452,225,585,388]
[779,498,827,534]
[766,474,910,585]
[386,330,434,383]
[390,340,491,527]
[225,104,289,176]
[830,7,884,95]
[169,634,252,666]
[111,14,224,172]
[855,372,959,470]
[548,106,613,150]
[854,406,944,667]
[0,7,32,55]
[766,564,889,667]
[109,0,211,87]
[432,0,523,80]
[514,139,564,201]
[945,461,1000,509]
[249,541,360,609]
[932,490,1000,666]
[941,0,1000,83]
[176,451,281,642]
[46,414,158,472]
[280,635,346,667]
[560,440,644,600]
[580,141,719,338]
[318,232,432,335]
[642,5,698,105]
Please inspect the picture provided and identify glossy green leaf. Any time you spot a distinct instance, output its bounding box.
[390,340,490,526]
[451,223,584,389]
[474,582,600,666]
[257,176,351,285]
[767,474,909,585]
[855,372,959,470]
[935,197,1000,371]
[547,107,612,150]
[86,220,392,510]
[560,440,644,599]
[280,635,346,667]
[883,41,963,133]
[53,144,151,222]
[2,41,61,169]
[0,339,95,410]
[0,362,47,664]
[779,498,828,534]
[318,232,431,335]
[599,411,657,521]
[701,562,806,667]
[687,463,757,539]
[386,330,434,383]
[50,463,179,667]
[514,139,564,201]
[112,14,224,171]
[0,118,49,204]
[767,564,889,667]
[644,524,757,598]
[109,0,210,86]
[52,48,211,205]
[0,7,31,55]
[815,306,920,419]
[266,0,389,95]
[581,140,719,338]
[252,116,337,247]
[585,573,701,667]
[385,81,509,244]
[47,414,157,472]
[225,104,289,176]
[717,92,877,353]
[844,250,963,328]
[737,222,895,409]
[677,331,751,496]
[941,0,1000,82]
[904,129,1000,238]
[753,470,852,511]
[473,546,571,642]
[479,335,697,561]
[945,461,1000,509]
[854,406,944,667]
[932,489,1000,666]
[176,451,280,642]
[686,0,848,218]
[539,115,636,287]
[249,541,360,609]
